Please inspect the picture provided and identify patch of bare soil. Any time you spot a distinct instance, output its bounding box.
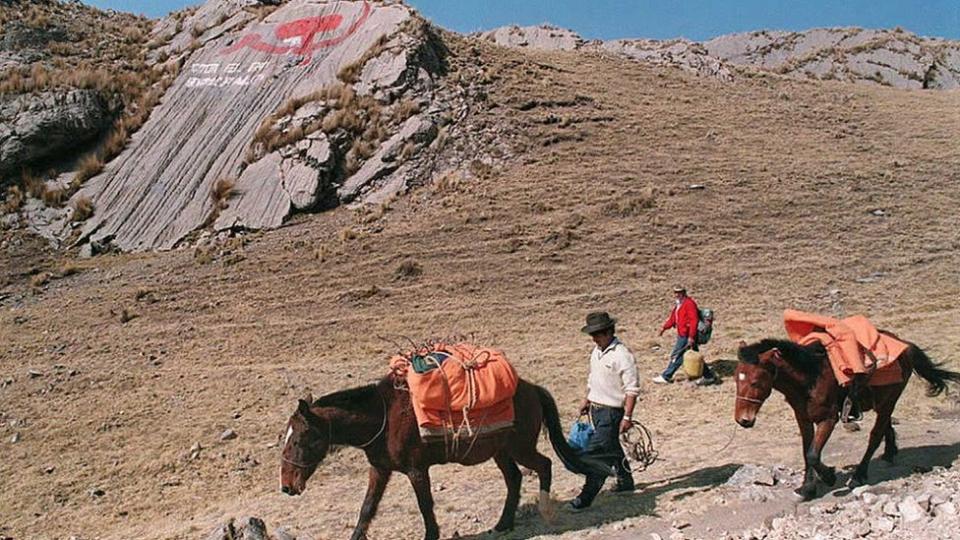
[2,42,960,540]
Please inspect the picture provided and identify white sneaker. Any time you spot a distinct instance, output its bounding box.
[651,375,672,384]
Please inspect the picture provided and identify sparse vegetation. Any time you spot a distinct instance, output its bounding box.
[73,155,104,187]
[2,186,24,213]
[30,272,51,288]
[0,0,181,209]
[393,260,423,280]
[70,196,95,222]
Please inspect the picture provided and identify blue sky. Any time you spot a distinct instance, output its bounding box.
[86,0,960,41]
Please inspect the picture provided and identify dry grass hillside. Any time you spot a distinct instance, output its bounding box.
[1,34,960,539]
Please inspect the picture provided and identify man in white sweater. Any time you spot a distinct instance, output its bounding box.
[570,311,640,510]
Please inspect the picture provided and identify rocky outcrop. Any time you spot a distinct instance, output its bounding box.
[71,0,450,252]
[600,39,734,82]
[705,27,960,89]
[478,25,583,51]
[0,89,118,183]
[481,24,960,89]
[478,24,736,83]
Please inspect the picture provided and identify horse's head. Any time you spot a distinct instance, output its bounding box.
[279,397,331,496]
[734,341,781,428]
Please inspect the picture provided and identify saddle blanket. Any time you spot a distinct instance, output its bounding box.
[390,342,518,438]
[784,310,909,387]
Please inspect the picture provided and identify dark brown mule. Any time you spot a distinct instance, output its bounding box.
[734,336,960,500]
[280,378,610,540]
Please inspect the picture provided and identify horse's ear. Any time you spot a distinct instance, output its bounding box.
[769,348,782,361]
[738,341,747,349]
[297,399,312,416]
[304,392,314,404]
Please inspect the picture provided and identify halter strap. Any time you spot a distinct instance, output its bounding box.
[735,394,766,405]
[282,390,387,468]
[357,390,388,449]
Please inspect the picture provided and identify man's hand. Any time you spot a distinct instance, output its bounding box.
[578,399,590,416]
[619,418,632,434]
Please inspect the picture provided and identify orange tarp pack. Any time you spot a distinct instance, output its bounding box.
[389,343,519,439]
[783,310,910,387]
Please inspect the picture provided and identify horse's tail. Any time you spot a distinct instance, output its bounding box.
[534,384,612,478]
[910,345,960,397]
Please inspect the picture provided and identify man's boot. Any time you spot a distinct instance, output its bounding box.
[569,476,604,510]
[613,474,635,493]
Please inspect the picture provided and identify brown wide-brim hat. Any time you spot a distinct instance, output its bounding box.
[581,311,616,334]
[673,285,687,293]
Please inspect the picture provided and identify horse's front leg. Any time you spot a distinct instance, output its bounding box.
[350,466,392,540]
[793,410,816,499]
[799,419,838,500]
[407,468,440,540]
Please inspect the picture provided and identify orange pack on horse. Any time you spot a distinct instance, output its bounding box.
[734,313,960,500]
[279,344,610,540]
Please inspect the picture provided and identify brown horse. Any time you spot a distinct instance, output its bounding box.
[734,335,959,500]
[279,378,611,540]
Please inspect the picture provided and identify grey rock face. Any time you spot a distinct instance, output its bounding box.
[479,25,583,51]
[0,90,117,183]
[337,114,437,203]
[600,39,734,82]
[704,27,960,89]
[482,24,960,89]
[74,0,416,251]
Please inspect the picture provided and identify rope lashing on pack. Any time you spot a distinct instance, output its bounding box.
[620,419,659,473]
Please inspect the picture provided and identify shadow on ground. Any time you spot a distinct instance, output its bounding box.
[710,359,738,378]
[821,441,960,499]
[452,463,741,540]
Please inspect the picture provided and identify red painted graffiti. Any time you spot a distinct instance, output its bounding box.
[220,1,371,63]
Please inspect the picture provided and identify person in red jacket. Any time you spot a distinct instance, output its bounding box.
[653,286,717,384]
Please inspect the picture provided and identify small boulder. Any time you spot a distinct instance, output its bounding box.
[897,496,925,523]
[220,429,238,441]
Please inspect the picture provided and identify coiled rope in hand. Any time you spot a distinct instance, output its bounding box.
[620,419,658,473]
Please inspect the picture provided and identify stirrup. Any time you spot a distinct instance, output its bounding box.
[841,397,862,423]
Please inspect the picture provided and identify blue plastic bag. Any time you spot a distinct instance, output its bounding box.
[567,418,594,455]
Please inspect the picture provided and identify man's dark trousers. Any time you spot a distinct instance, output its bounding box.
[577,404,633,504]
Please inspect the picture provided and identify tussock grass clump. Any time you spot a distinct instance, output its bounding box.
[392,98,420,123]
[73,154,104,186]
[42,188,67,207]
[393,260,423,281]
[203,177,236,227]
[30,272,51,288]
[70,196,95,222]
[2,186,24,213]
[22,171,46,199]
[210,178,236,209]
[603,187,657,217]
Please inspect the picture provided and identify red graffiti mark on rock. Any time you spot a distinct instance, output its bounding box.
[221,1,371,63]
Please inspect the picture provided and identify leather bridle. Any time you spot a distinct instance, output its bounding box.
[281,390,388,470]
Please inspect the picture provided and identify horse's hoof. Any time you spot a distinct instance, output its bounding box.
[818,467,837,486]
[881,452,897,464]
[493,523,515,533]
[794,485,817,501]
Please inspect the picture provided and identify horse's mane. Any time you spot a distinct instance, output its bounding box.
[313,382,381,409]
[738,338,828,383]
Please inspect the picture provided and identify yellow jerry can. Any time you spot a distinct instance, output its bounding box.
[682,349,705,379]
